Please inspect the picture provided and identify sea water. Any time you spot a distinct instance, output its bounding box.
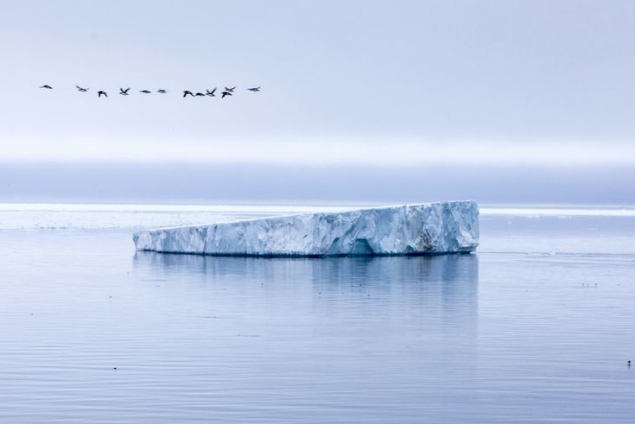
[0,204,634,423]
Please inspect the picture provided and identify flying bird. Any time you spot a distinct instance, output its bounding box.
[247,87,260,92]
[183,90,194,98]
[119,88,130,96]
[140,90,151,94]
[195,92,205,97]
[224,86,235,92]
[97,90,108,98]
[206,88,216,97]
[40,85,53,89]
[221,91,233,98]
[76,85,89,92]
[157,89,167,94]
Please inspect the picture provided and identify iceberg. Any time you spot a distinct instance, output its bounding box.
[133,201,479,256]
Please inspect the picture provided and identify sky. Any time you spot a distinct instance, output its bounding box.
[1,0,634,203]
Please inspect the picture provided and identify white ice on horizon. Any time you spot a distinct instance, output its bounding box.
[133,201,479,256]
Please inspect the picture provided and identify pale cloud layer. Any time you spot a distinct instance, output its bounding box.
[1,1,634,203]
[2,137,635,167]
[2,0,635,167]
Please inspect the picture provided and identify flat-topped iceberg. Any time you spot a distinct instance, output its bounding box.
[133,201,479,256]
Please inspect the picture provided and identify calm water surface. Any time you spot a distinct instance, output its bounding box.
[0,205,634,423]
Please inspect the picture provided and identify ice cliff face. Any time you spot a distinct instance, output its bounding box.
[133,201,479,256]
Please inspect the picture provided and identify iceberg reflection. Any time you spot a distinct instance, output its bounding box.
[133,252,478,328]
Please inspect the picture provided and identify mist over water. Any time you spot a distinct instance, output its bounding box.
[2,163,635,205]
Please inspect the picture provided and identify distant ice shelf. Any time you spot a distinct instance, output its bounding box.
[133,201,479,256]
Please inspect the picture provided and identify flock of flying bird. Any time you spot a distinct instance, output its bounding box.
[38,84,261,98]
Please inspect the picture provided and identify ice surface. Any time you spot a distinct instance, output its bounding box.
[132,201,479,256]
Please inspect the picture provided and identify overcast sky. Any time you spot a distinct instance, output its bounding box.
[1,0,634,202]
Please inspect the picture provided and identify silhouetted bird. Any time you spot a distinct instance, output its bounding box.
[76,85,89,92]
[206,88,217,97]
[119,88,130,96]
[225,86,235,92]
[97,91,108,98]
[140,90,151,94]
[247,87,260,92]
[195,92,205,97]
[221,91,233,98]
[157,89,167,94]
[183,90,194,98]
[40,85,53,89]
